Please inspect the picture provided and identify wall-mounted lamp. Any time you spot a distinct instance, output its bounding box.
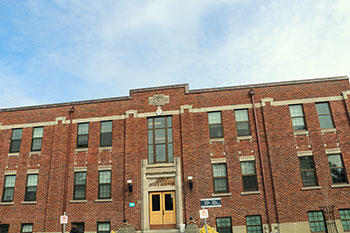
[127,179,133,193]
[187,176,193,192]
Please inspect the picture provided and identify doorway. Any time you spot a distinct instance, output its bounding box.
[149,191,176,229]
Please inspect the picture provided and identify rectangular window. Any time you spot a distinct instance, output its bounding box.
[100,121,112,147]
[9,128,22,153]
[235,109,251,136]
[299,156,318,187]
[246,215,263,233]
[241,161,258,191]
[339,209,350,231]
[208,112,223,138]
[25,174,38,201]
[77,123,89,148]
[31,127,43,151]
[289,104,307,130]
[21,223,33,233]
[2,175,16,202]
[148,116,173,164]
[212,163,228,193]
[216,217,232,233]
[73,172,86,200]
[316,102,334,129]
[327,154,348,184]
[308,211,326,232]
[97,222,110,233]
[71,222,85,233]
[99,171,111,199]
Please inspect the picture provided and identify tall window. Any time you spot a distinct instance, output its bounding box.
[77,123,89,148]
[73,172,86,200]
[98,171,111,199]
[208,112,223,138]
[100,121,112,147]
[299,156,318,187]
[316,102,334,129]
[71,222,85,233]
[240,161,258,191]
[31,127,44,151]
[216,217,232,233]
[308,211,326,232]
[25,174,38,201]
[9,128,22,153]
[235,109,251,136]
[21,224,33,233]
[2,175,16,202]
[339,209,350,231]
[212,163,228,193]
[148,116,173,164]
[289,104,306,130]
[97,222,110,233]
[246,215,263,233]
[327,154,348,184]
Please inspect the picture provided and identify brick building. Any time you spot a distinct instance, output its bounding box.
[1,76,350,233]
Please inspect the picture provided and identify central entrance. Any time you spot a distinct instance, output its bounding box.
[149,191,176,229]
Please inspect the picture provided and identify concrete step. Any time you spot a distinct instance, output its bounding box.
[142,229,180,233]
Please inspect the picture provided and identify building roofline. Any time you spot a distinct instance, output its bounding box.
[0,75,348,112]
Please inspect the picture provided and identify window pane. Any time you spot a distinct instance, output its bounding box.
[10,140,21,153]
[167,116,172,127]
[217,217,231,227]
[243,176,258,191]
[78,123,89,134]
[77,135,88,147]
[12,129,22,139]
[148,118,153,129]
[99,184,111,199]
[100,133,112,147]
[319,115,334,128]
[155,129,166,143]
[3,188,14,201]
[167,129,173,143]
[241,162,255,175]
[316,103,330,114]
[74,186,86,199]
[301,171,318,186]
[101,121,112,133]
[98,222,110,231]
[289,105,303,117]
[168,144,174,163]
[5,176,16,187]
[148,145,154,164]
[237,122,250,136]
[328,154,343,167]
[208,112,222,124]
[21,224,33,233]
[292,117,306,130]
[213,164,226,177]
[27,175,38,186]
[31,138,42,151]
[164,193,174,210]
[156,144,166,162]
[330,168,347,183]
[75,172,86,184]
[235,109,248,121]
[33,127,44,138]
[152,195,160,211]
[210,124,223,138]
[308,211,326,232]
[214,178,228,192]
[99,171,111,183]
[300,157,315,170]
[339,209,350,231]
[148,130,153,144]
[154,117,165,128]
[72,222,84,233]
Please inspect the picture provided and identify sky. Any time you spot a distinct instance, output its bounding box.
[0,0,350,108]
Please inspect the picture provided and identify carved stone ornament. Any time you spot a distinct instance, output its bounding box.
[148,94,170,106]
[149,177,175,187]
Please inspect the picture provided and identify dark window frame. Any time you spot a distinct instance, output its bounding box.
[73,172,87,200]
[339,209,350,231]
[240,161,258,191]
[327,153,348,184]
[2,175,16,202]
[216,217,232,233]
[308,211,327,232]
[299,156,319,187]
[31,127,44,151]
[212,163,229,193]
[71,222,85,233]
[97,222,111,233]
[316,102,335,129]
[21,223,33,233]
[208,112,224,139]
[235,109,251,136]
[100,121,112,147]
[289,104,307,131]
[246,215,263,233]
[25,174,38,201]
[98,170,111,199]
[9,128,22,153]
[77,123,89,148]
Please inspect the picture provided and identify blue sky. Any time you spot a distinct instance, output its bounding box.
[1,0,350,108]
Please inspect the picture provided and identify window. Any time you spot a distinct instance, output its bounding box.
[97,222,110,233]
[208,112,223,138]
[148,116,173,164]
[308,211,326,232]
[241,161,258,191]
[98,171,111,199]
[246,215,263,233]
[9,128,22,153]
[339,209,350,231]
[21,223,33,233]
[289,105,306,130]
[216,217,232,233]
[73,172,86,200]
[327,154,348,184]
[2,175,16,202]
[25,174,38,201]
[100,121,112,147]
[77,123,89,148]
[235,109,251,136]
[299,156,318,187]
[31,127,43,151]
[212,163,228,193]
[316,102,334,129]
[71,222,85,233]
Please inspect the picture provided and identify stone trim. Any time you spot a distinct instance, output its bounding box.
[99,146,112,152]
[27,169,39,174]
[271,96,343,106]
[297,151,313,157]
[241,191,261,195]
[237,135,252,141]
[70,200,88,203]
[8,152,19,157]
[209,138,224,143]
[321,128,337,133]
[98,165,112,171]
[4,170,17,175]
[21,201,37,205]
[0,202,14,205]
[74,167,87,172]
[211,158,227,164]
[331,183,350,188]
[294,130,309,136]
[212,192,232,197]
[29,151,41,156]
[301,186,321,191]
[325,148,341,154]
[239,155,255,162]
[95,199,113,203]
[75,148,88,153]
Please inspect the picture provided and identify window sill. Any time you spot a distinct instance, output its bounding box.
[321,128,337,133]
[237,135,252,141]
[294,130,309,136]
[70,200,88,203]
[146,162,175,168]
[75,148,88,154]
[29,151,41,156]
[301,186,321,191]
[0,202,14,205]
[209,138,224,143]
[211,192,232,197]
[8,152,19,157]
[21,201,37,205]
[241,191,260,196]
[95,199,113,203]
[99,146,112,152]
[331,183,350,188]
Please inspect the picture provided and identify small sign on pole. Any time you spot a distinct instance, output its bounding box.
[199,209,209,219]
[60,214,68,224]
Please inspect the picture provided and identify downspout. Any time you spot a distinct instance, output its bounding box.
[179,111,187,223]
[249,90,272,233]
[123,117,126,221]
[62,106,75,217]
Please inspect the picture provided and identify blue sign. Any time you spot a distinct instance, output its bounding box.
[129,202,135,207]
[200,198,222,208]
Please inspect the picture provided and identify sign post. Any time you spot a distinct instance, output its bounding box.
[60,212,68,233]
[200,198,222,233]
[199,209,209,233]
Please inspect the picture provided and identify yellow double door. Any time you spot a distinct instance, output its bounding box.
[149,191,176,229]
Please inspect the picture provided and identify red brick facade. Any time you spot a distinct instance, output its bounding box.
[1,76,350,233]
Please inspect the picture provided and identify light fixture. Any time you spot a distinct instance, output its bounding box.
[187,176,193,191]
[127,180,133,193]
